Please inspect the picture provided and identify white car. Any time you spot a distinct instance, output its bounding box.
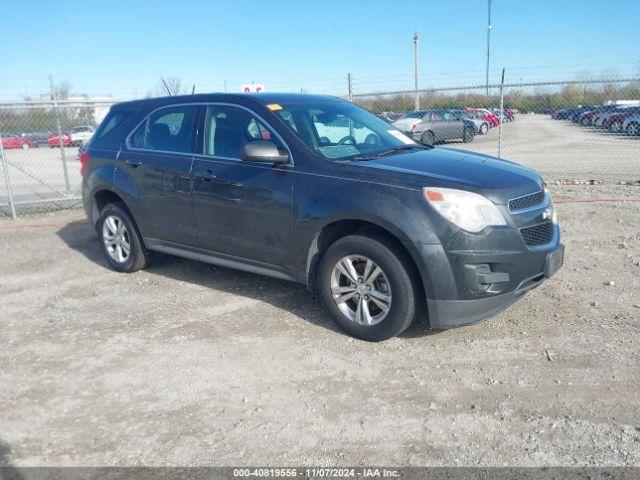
[622,114,640,136]
[70,125,95,146]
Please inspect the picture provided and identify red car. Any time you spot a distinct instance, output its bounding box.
[1,134,38,149]
[602,107,640,133]
[465,108,499,127]
[49,132,72,147]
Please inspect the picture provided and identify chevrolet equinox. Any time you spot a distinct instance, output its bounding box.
[81,93,564,341]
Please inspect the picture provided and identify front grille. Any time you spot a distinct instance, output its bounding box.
[509,191,545,211]
[520,222,554,246]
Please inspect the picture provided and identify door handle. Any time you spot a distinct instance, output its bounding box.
[124,158,142,168]
[197,169,217,181]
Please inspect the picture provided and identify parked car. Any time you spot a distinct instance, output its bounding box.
[577,107,613,126]
[49,132,72,147]
[454,110,491,134]
[391,110,429,132]
[378,112,399,123]
[622,114,640,136]
[82,93,563,341]
[70,125,95,146]
[1,134,37,149]
[593,106,637,128]
[410,110,476,144]
[602,107,640,133]
[466,108,499,127]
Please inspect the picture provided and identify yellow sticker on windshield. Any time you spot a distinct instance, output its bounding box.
[267,104,283,111]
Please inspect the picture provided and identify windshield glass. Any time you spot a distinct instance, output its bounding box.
[272,99,418,160]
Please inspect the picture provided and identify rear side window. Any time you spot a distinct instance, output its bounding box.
[128,105,198,153]
[92,110,133,144]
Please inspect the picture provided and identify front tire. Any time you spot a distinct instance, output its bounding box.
[626,122,640,136]
[479,122,489,134]
[98,202,149,272]
[318,235,421,341]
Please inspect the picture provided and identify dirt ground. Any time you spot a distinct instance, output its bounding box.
[1,184,639,467]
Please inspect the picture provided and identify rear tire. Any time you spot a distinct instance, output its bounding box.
[462,126,475,143]
[609,121,622,133]
[421,131,435,145]
[480,123,488,134]
[318,235,421,341]
[98,202,149,273]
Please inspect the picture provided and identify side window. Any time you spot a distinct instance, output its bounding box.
[204,105,283,159]
[138,105,198,153]
[129,119,147,148]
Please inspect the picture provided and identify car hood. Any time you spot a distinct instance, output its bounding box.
[352,147,542,204]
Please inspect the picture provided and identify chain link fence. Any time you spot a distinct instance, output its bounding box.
[1,79,639,218]
[352,78,640,186]
[0,100,114,217]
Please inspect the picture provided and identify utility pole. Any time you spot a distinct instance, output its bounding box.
[347,73,353,102]
[413,32,420,110]
[49,74,71,195]
[485,0,492,96]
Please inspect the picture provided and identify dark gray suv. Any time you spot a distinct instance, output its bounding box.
[81,93,564,341]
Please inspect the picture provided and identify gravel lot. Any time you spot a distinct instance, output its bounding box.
[1,183,639,467]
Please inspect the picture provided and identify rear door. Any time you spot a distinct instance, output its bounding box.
[191,104,294,269]
[440,111,463,140]
[124,104,200,245]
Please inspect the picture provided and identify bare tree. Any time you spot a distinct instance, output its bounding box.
[148,76,186,97]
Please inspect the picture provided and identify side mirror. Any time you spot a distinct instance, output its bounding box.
[240,141,289,164]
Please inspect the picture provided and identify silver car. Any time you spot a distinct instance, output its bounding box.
[406,110,476,144]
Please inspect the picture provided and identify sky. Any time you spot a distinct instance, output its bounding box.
[1,0,638,100]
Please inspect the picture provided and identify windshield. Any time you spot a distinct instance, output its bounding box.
[272,99,419,160]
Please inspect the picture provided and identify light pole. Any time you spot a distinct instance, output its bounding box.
[485,0,492,96]
[413,32,419,110]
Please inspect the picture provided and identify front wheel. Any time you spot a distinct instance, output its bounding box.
[462,126,475,143]
[626,122,640,136]
[479,123,489,134]
[318,235,421,341]
[98,202,149,272]
[609,121,622,133]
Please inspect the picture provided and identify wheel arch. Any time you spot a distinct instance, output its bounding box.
[90,189,134,230]
[305,218,428,302]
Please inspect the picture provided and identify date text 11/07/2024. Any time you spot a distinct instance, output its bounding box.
[232,468,400,478]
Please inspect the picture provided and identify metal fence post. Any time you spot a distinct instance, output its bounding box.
[0,132,17,219]
[347,73,353,102]
[498,68,505,158]
[49,74,71,195]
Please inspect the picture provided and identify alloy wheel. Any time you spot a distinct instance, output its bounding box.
[102,215,131,263]
[330,255,392,326]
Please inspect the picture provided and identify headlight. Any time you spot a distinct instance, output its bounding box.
[423,187,506,233]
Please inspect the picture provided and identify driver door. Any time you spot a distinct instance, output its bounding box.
[191,104,294,269]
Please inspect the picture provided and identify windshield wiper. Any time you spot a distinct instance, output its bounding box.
[350,144,430,161]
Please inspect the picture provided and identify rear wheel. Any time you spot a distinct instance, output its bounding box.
[421,131,435,145]
[479,122,489,134]
[318,235,421,341]
[98,202,149,272]
[462,126,475,143]
[581,117,591,126]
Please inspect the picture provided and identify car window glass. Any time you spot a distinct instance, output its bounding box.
[129,120,147,148]
[142,105,198,153]
[204,105,283,159]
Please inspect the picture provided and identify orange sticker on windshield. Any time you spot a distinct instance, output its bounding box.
[267,104,283,111]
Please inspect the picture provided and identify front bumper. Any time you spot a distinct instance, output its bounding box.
[427,243,564,329]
